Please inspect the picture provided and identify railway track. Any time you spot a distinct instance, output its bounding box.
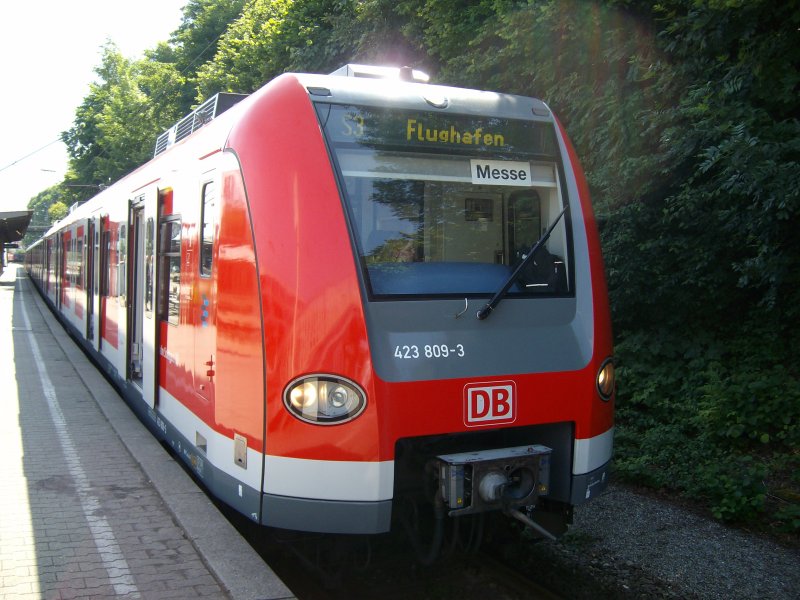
[225,506,563,600]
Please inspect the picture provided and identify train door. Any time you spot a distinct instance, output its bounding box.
[99,216,110,350]
[53,235,58,305]
[52,235,58,305]
[75,226,84,319]
[142,206,157,409]
[155,188,178,410]
[86,220,94,339]
[86,218,97,341]
[193,177,217,404]
[62,231,72,310]
[92,217,102,346]
[128,200,146,387]
[44,240,49,294]
[56,232,65,309]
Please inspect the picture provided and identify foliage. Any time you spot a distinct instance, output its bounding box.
[170,0,249,77]
[23,185,65,247]
[37,0,800,535]
[61,43,178,188]
[195,0,295,95]
[167,0,248,106]
[613,322,800,524]
[195,0,362,98]
[47,201,69,223]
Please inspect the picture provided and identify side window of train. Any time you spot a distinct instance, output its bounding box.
[77,236,84,289]
[101,230,111,296]
[118,225,127,303]
[145,218,154,317]
[200,181,216,278]
[94,230,100,294]
[158,217,182,326]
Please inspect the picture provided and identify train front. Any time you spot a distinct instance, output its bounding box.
[231,68,614,541]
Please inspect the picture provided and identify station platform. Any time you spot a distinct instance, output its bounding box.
[0,265,296,600]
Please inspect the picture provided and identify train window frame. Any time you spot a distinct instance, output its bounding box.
[101,229,111,297]
[333,154,573,300]
[317,103,575,301]
[77,236,84,290]
[157,216,182,326]
[94,229,100,295]
[118,224,127,304]
[145,217,155,317]
[199,180,216,278]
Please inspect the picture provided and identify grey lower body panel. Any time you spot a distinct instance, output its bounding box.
[261,494,393,534]
[570,460,611,505]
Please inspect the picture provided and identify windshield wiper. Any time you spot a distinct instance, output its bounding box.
[477,204,570,320]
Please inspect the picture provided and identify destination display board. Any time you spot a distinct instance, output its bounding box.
[317,103,557,158]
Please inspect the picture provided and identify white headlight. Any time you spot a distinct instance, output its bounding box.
[283,375,367,425]
[596,358,615,401]
[289,382,318,409]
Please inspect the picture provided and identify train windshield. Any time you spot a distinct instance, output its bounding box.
[317,103,572,299]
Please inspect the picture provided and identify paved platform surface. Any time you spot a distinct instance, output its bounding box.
[0,265,296,600]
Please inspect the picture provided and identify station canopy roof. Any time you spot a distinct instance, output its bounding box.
[0,210,33,245]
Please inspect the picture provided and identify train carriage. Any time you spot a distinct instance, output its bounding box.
[27,65,614,548]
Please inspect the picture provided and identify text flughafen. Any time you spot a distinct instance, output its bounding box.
[406,118,506,148]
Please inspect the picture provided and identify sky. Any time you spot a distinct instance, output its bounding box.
[0,0,188,211]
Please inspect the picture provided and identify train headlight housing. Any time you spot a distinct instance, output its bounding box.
[284,375,367,425]
[596,358,616,401]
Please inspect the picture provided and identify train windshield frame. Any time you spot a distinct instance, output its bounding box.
[317,102,575,300]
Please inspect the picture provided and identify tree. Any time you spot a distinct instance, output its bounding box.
[195,0,367,99]
[61,43,153,185]
[195,0,294,96]
[24,185,63,246]
[163,0,248,111]
[48,201,68,223]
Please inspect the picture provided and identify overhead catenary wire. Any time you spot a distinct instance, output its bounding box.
[0,139,61,175]
[71,14,244,182]
[1,5,242,186]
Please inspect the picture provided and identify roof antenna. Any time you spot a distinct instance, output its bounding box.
[399,66,414,82]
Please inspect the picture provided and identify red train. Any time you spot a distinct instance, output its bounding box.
[26,64,614,550]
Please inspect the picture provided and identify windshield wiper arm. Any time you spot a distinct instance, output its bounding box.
[477,204,570,320]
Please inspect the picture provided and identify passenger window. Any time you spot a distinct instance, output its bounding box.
[101,230,111,296]
[200,181,216,278]
[158,218,182,326]
[77,237,84,289]
[118,226,127,302]
[145,218,155,317]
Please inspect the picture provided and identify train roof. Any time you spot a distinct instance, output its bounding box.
[154,64,553,159]
[295,66,553,123]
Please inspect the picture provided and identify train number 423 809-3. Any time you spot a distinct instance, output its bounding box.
[394,344,466,360]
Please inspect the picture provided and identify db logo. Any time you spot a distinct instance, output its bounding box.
[463,381,516,427]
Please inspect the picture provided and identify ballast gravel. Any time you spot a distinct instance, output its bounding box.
[523,484,800,599]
